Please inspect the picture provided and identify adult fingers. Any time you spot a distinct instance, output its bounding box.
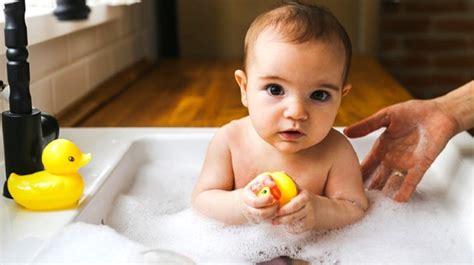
[393,168,425,202]
[381,170,406,198]
[367,163,391,190]
[360,149,382,182]
[343,109,390,138]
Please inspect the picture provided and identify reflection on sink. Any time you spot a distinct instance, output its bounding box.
[0,128,472,263]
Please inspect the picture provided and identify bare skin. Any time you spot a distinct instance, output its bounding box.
[192,119,368,233]
[192,29,368,233]
[344,81,474,202]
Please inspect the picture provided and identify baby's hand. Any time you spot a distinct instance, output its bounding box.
[238,174,279,224]
[272,190,316,234]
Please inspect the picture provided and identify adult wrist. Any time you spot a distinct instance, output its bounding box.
[433,81,474,135]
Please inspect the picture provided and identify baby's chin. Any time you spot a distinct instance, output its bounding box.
[270,140,315,154]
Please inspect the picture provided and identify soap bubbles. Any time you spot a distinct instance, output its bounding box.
[36,159,472,264]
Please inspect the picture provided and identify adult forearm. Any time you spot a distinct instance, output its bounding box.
[192,189,247,225]
[434,80,474,133]
[312,196,367,230]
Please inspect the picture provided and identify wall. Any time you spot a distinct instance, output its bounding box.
[378,0,474,99]
[177,0,380,58]
[0,0,157,116]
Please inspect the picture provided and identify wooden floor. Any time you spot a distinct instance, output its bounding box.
[59,55,412,128]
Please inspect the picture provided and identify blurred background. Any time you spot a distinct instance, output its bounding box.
[165,0,473,99]
[0,0,472,127]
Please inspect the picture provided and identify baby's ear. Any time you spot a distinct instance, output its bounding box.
[342,83,352,97]
[234,69,248,107]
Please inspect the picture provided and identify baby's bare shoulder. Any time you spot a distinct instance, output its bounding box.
[217,117,249,144]
[321,128,355,155]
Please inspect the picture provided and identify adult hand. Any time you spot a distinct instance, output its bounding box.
[344,99,459,202]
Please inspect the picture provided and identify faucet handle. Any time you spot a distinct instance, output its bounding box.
[40,111,60,148]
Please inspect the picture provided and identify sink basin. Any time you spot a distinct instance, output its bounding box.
[0,128,472,263]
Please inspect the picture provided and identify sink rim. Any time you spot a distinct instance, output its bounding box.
[1,127,472,263]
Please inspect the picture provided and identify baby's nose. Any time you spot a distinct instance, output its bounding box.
[283,98,308,121]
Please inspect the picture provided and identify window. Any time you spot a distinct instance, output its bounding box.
[22,0,118,17]
[24,0,138,10]
[25,0,55,9]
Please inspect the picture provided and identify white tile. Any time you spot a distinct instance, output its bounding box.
[130,33,145,63]
[96,20,121,49]
[30,77,54,115]
[29,37,69,83]
[52,62,88,114]
[132,3,146,32]
[112,37,134,73]
[67,28,98,64]
[88,48,114,91]
[0,55,6,83]
[119,6,135,37]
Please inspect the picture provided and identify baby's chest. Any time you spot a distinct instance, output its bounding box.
[231,150,330,195]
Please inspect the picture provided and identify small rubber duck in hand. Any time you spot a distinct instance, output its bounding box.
[8,139,91,211]
[253,171,298,206]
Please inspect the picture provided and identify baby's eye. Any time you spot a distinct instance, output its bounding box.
[266,84,284,96]
[310,90,330,101]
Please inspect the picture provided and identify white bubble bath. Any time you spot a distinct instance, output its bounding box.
[2,128,472,264]
[42,157,472,263]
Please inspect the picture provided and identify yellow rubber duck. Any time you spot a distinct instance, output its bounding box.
[7,139,91,211]
[253,171,298,206]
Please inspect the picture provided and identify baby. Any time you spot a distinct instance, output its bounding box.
[192,1,368,234]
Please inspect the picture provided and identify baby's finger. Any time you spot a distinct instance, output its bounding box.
[246,204,279,222]
[243,188,276,208]
[273,207,305,225]
[248,180,264,193]
[276,192,307,216]
[263,175,276,187]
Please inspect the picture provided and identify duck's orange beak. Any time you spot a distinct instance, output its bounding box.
[269,186,281,201]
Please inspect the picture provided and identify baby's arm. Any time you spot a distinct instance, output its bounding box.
[192,125,278,225]
[273,131,368,233]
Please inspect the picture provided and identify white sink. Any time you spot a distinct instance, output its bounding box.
[0,128,472,264]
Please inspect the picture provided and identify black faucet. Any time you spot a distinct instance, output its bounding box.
[54,0,91,21]
[1,0,60,199]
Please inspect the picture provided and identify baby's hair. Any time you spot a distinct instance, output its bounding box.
[244,0,352,83]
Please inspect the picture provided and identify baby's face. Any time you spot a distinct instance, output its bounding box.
[237,29,350,153]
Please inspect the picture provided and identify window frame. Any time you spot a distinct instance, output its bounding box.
[0,2,123,55]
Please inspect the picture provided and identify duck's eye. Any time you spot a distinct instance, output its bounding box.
[310,90,330,101]
[266,84,284,96]
[68,156,75,162]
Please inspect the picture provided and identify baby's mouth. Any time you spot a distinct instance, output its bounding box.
[279,130,305,141]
